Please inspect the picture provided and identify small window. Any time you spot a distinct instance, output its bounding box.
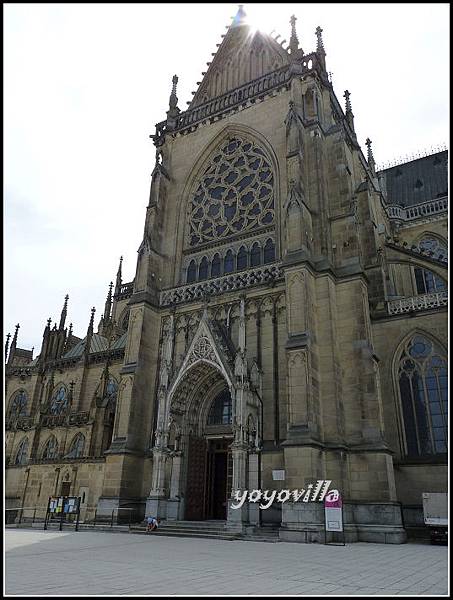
[263,239,275,264]
[187,260,197,284]
[237,246,248,271]
[414,268,446,294]
[67,433,85,459]
[42,436,59,460]
[250,243,261,267]
[207,389,232,425]
[50,386,68,415]
[198,257,209,281]
[211,254,221,278]
[15,439,29,465]
[224,250,234,274]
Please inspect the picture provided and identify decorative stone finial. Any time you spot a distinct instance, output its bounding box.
[366,138,376,174]
[344,90,355,133]
[5,332,11,362]
[289,15,300,56]
[315,26,325,53]
[344,90,352,113]
[59,294,69,330]
[169,75,178,110]
[231,5,247,28]
[115,256,123,295]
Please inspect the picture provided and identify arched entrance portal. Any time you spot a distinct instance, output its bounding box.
[165,360,234,522]
[147,313,262,530]
[185,387,233,520]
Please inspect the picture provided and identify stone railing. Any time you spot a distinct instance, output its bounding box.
[387,291,448,315]
[160,263,283,306]
[115,282,134,301]
[40,411,90,428]
[386,196,447,222]
[5,416,34,431]
[153,53,323,142]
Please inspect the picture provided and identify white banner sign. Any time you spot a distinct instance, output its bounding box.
[324,490,343,532]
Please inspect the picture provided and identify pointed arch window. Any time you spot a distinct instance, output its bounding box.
[188,136,274,248]
[224,250,234,274]
[414,268,446,294]
[50,385,69,415]
[263,239,276,263]
[15,438,29,465]
[237,246,248,271]
[198,256,209,281]
[187,260,197,284]
[211,253,221,278]
[250,242,262,267]
[418,237,447,262]
[9,390,28,418]
[66,433,85,459]
[208,389,232,425]
[106,377,118,407]
[397,335,447,457]
[42,436,59,460]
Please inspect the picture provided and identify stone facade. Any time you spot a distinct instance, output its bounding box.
[5,7,447,542]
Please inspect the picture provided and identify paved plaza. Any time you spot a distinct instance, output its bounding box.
[5,529,449,596]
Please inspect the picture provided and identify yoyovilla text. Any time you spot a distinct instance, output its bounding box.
[231,480,338,509]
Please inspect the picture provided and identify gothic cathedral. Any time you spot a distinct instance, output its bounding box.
[6,6,448,543]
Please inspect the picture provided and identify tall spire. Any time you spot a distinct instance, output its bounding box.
[343,90,355,132]
[366,138,376,175]
[115,256,123,295]
[85,307,96,359]
[289,15,300,56]
[231,4,247,28]
[87,307,96,336]
[59,294,69,330]
[5,333,11,363]
[104,282,113,322]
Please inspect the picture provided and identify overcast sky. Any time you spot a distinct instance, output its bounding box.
[4,3,449,354]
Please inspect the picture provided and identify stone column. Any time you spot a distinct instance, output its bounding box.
[146,447,170,519]
[248,450,260,526]
[166,451,183,520]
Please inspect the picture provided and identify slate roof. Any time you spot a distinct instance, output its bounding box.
[61,332,127,359]
[378,150,448,207]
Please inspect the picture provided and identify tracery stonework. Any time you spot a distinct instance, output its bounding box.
[188,137,274,247]
[189,336,217,364]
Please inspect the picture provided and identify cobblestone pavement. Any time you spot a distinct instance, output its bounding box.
[5,529,449,596]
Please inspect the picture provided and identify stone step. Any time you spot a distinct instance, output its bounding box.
[148,529,239,541]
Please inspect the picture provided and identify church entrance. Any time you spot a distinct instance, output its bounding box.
[185,436,232,521]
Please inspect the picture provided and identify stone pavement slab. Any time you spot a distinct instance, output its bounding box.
[5,529,449,596]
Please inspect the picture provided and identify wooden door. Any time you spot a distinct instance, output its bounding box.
[185,436,207,520]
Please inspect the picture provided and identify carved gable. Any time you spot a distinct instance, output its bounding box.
[190,18,289,108]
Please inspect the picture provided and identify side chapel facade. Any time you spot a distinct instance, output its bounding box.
[5,6,448,543]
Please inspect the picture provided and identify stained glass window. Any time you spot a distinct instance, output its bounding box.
[250,242,262,267]
[263,238,276,263]
[397,335,447,456]
[187,260,197,283]
[67,433,85,459]
[188,137,274,247]
[208,389,232,425]
[15,438,29,465]
[50,385,69,415]
[105,377,118,407]
[198,257,209,281]
[211,254,221,278]
[10,390,28,417]
[224,250,234,274]
[418,237,447,262]
[42,436,59,460]
[414,268,446,294]
[237,246,248,271]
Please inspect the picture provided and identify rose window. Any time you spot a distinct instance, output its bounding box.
[188,137,274,247]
